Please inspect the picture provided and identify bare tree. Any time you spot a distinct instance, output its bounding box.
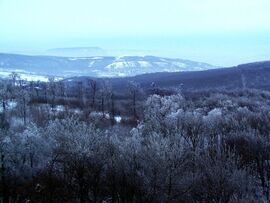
[128,81,142,120]
[98,80,112,117]
[110,92,115,125]
[9,72,20,87]
[48,77,57,108]
[76,81,84,108]
[87,79,97,109]
[17,80,30,126]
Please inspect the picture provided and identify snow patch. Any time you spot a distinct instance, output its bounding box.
[90,57,103,60]
[138,61,151,67]
[115,116,122,123]
[89,61,95,67]
[0,100,17,112]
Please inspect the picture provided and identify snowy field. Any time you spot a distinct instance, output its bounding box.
[0,69,63,82]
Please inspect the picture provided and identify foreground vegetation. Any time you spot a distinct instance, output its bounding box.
[1,74,270,202]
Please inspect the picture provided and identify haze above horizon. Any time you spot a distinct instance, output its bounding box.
[0,0,270,66]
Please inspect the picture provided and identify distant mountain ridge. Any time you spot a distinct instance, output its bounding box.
[111,60,270,91]
[63,60,270,92]
[1,51,270,91]
[0,53,218,78]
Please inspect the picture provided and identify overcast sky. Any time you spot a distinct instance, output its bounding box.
[0,0,270,66]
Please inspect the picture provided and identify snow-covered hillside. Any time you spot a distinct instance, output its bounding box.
[0,53,219,78]
[94,56,217,77]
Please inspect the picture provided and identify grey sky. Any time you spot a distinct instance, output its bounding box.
[0,0,270,66]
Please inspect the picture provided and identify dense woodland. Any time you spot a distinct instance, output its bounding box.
[1,73,270,202]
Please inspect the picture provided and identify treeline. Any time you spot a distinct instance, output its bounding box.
[0,76,270,202]
[0,73,148,129]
